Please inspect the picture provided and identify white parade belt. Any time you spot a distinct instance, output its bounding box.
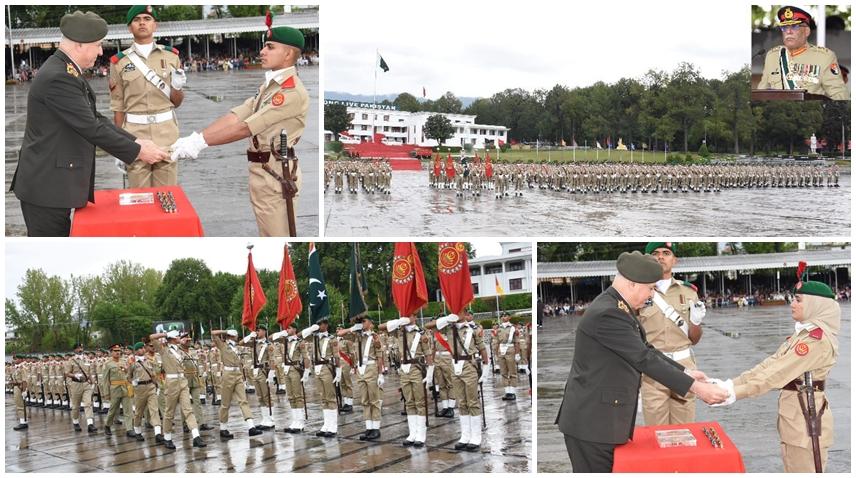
[662,348,692,361]
[223,366,240,371]
[164,373,183,379]
[436,351,452,356]
[125,111,174,125]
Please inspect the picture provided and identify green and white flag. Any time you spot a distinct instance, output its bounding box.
[378,52,389,72]
[349,242,368,320]
[308,242,330,324]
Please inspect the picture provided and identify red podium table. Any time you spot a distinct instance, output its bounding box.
[70,186,203,237]
[613,421,745,473]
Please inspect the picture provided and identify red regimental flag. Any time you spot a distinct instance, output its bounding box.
[277,244,302,330]
[391,242,428,317]
[242,251,267,330]
[437,242,474,314]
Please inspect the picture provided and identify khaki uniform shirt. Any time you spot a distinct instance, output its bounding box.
[759,44,848,100]
[638,279,698,353]
[109,44,182,146]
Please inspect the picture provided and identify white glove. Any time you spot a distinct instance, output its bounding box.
[241,331,256,344]
[436,314,459,330]
[423,365,435,386]
[377,374,385,387]
[514,354,521,362]
[690,301,706,325]
[75,373,83,380]
[479,365,489,384]
[333,367,342,384]
[301,324,319,339]
[708,378,736,407]
[132,379,138,386]
[350,323,363,332]
[301,369,310,383]
[170,67,186,90]
[269,331,285,341]
[170,131,208,161]
[385,317,408,332]
[266,370,275,383]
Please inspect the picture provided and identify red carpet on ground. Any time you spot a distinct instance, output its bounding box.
[344,143,428,170]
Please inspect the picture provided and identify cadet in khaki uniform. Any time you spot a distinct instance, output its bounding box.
[270,324,312,433]
[96,351,110,414]
[208,345,223,405]
[148,331,206,449]
[716,281,840,472]
[427,311,490,451]
[382,316,434,447]
[110,5,185,187]
[338,318,386,440]
[301,318,341,437]
[758,6,848,100]
[180,341,211,432]
[638,242,706,425]
[496,314,522,400]
[129,342,163,443]
[102,344,134,437]
[12,356,29,430]
[239,326,276,429]
[337,328,356,412]
[171,25,309,236]
[211,329,261,439]
[64,343,98,433]
[431,317,456,418]
[271,338,287,395]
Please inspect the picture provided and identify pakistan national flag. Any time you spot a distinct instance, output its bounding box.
[308,242,330,324]
[378,53,389,72]
[349,243,368,320]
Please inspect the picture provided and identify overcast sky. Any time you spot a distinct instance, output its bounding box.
[323,0,750,98]
[4,239,502,300]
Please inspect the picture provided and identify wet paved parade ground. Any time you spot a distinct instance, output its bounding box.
[536,303,851,473]
[324,170,850,237]
[5,366,531,472]
[5,67,319,237]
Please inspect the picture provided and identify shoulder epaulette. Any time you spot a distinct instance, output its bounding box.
[682,280,698,293]
[110,52,125,64]
[809,328,824,340]
[281,76,296,89]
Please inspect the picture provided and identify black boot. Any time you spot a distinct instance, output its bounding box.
[88,424,97,433]
[369,429,381,440]
[199,423,213,431]
[192,436,206,448]
[249,427,262,437]
[359,429,371,440]
[412,440,424,448]
[155,433,164,444]
[135,432,145,442]
[164,440,176,450]
[126,430,137,438]
[13,423,28,431]
[104,426,112,436]
[465,443,480,452]
[454,441,468,450]
[74,423,82,432]
[220,430,234,440]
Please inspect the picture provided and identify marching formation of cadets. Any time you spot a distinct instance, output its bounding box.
[7,312,530,453]
[428,159,841,197]
[324,160,393,194]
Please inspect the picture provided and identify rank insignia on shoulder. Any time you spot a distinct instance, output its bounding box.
[809,328,824,340]
[282,76,295,89]
[66,63,79,78]
[617,301,630,314]
[110,52,125,64]
[794,342,809,356]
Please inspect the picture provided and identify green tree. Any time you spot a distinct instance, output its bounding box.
[98,260,162,308]
[226,5,268,17]
[154,258,219,332]
[741,242,799,254]
[424,114,454,146]
[393,92,421,112]
[9,269,77,352]
[324,103,350,137]
[158,5,203,22]
[92,301,156,347]
[433,91,463,114]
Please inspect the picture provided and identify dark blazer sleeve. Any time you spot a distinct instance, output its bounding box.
[594,310,694,396]
[44,73,141,163]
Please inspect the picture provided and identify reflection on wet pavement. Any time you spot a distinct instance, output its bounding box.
[5,364,531,472]
[5,68,319,237]
[324,171,850,236]
[536,303,851,472]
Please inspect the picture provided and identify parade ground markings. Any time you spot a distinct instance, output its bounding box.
[5,367,531,472]
[535,303,851,473]
[324,170,850,236]
[4,67,319,237]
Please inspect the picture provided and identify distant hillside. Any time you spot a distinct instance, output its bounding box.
[325,91,478,109]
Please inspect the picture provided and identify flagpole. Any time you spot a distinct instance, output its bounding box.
[373,49,378,143]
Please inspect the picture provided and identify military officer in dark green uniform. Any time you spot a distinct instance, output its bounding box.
[10,10,169,237]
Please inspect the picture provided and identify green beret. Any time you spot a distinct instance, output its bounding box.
[267,26,305,51]
[132,342,145,351]
[60,11,108,43]
[645,242,675,254]
[617,251,662,284]
[795,281,835,299]
[126,5,158,24]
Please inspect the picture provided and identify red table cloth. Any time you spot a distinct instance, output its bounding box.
[70,186,203,237]
[613,421,745,473]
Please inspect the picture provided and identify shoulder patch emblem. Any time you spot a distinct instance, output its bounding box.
[617,301,630,314]
[794,342,809,356]
[809,328,824,340]
[271,92,285,107]
[122,63,136,73]
[66,63,79,78]
[282,76,296,89]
